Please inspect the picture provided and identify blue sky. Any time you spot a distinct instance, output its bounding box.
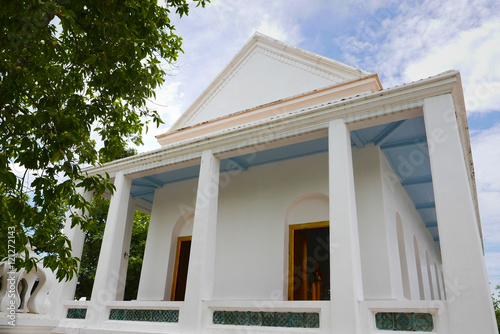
[140,0,500,290]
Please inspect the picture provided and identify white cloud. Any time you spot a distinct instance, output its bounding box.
[404,19,500,113]
[256,14,303,45]
[471,123,500,190]
[470,124,500,251]
[150,81,183,128]
[137,1,307,151]
[470,122,500,291]
[485,251,500,290]
[335,0,500,94]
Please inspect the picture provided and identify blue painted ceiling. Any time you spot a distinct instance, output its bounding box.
[130,116,438,243]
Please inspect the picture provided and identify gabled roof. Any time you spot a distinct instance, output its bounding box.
[156,74,383,146]
[166,32,372,133]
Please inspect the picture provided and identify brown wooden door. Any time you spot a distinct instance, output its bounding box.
[288,222,330,301]
[171,236,192,301]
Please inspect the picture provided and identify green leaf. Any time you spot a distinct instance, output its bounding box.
[0,171,17,188]
[0,0,210,283]
[65,9,76,18]
[84,55,97,65]
[51,150,63,163]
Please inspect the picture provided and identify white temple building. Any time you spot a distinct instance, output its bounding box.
[1,32,498,334]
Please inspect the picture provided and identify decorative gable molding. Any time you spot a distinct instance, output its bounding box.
[253,45,346,82]
[168,32,371,132]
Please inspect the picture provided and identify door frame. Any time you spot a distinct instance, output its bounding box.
[288,221,329,301]
[171,235,192,301]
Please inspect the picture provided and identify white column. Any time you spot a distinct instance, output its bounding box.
[115,199,136,301]
[423,94,497,334]
[328,119,364,334]
[87,171,133,325]
[137,190,172,301]
[50,188,93,319]
[179,150,219,333]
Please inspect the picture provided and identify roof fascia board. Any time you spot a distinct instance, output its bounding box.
[166,74,456,150]
[85,151,202,180]
[85,71,460,179]
[254,32,371,78]
[157,74,382,145]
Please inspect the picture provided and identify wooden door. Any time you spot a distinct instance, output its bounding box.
[171,236,192,301]
[288,222,330,301]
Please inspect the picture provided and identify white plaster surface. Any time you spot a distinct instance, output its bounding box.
[188,50,344,126]
[378,145,443,302]
[353,144,394,300]
[138,178,198,301]
[213,151,329,300]
[423,94,497,334]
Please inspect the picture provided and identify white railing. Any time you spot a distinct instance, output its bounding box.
[360,299,448,333]
[0,258,56,316]
[204,300,329,332]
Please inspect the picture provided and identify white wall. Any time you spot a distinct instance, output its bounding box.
[379,147,443,301]
[190,50,341,126]
[213,152,329,300]
[142,143,443,303]
[350,144,443,301]
[138,178,198,301]
[352,145,394,300]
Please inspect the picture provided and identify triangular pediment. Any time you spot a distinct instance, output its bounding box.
[169,32,372,132]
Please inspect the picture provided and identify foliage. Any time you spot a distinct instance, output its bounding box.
[74,196,107,300]
[123,210,150,301]
[0,0,208,281]
[494,284,500,333]
[75,196,150,301]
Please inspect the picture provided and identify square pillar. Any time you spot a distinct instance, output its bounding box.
[423,94,497,334]
[137,190,173,301]
[86,171,133,325]
[179,150,220,333]
[328,119,364,334]
[50,188,93,319]
[115,199,136,301]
